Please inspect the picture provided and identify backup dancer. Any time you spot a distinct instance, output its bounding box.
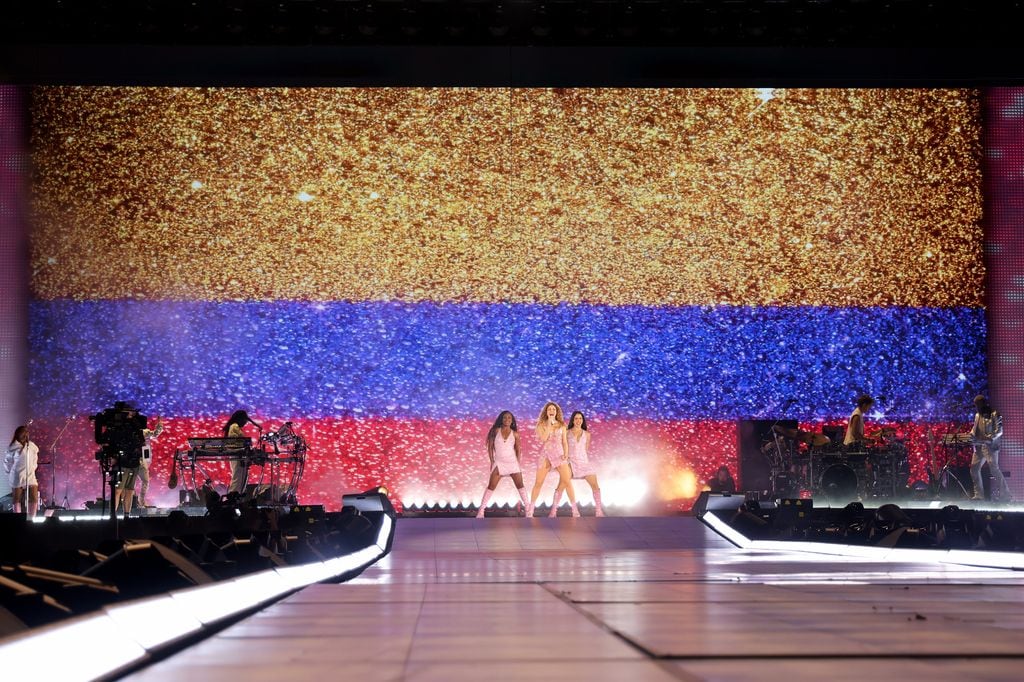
[565,411,605,517]
[475,411,530,518]
[526,401,579,518]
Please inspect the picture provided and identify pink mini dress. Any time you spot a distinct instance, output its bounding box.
[538,425,566,467]
[567,430,595,479]
[492,430,521,476]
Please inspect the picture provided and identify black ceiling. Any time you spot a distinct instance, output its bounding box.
[7,0,1024,47]
[3,1,1024,85]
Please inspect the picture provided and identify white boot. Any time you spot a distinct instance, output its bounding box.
[517,487,529,516]
[476,488,493,519]
[548,489,563,517]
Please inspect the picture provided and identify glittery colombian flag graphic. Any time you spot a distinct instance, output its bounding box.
[26,87,986,511]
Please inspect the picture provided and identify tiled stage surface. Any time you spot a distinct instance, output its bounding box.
[128,516,1024,681]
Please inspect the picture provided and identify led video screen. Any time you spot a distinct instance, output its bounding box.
[24,87,986,510]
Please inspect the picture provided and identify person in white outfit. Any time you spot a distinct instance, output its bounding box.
[476,411,529,518]
[137,416,164,507]
[843,394,875,446]
[5,425,39,516]
[115,415,164,515]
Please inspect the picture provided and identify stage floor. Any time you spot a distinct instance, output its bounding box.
[126,516,1024,681]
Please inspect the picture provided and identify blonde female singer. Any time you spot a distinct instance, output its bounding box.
[526,401,578,518]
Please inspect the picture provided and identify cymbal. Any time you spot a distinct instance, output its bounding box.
[772,424,830,446]
[805,432,831,447]
[772,425,800,440]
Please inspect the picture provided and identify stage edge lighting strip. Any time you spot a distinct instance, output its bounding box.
[0,515,393,681]
[700,512,1024,570]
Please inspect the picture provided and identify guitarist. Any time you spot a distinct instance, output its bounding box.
[969,395,1009,502]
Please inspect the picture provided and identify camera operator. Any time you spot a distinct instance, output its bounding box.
[93,401,147,518]
[125,411,163,507]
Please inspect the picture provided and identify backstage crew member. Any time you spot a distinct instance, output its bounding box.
[112,409,162,517]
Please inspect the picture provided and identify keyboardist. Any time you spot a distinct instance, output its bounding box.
[224,410,261,495]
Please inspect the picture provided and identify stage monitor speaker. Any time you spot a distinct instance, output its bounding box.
[693,491,744,515]
[342,489,396,517]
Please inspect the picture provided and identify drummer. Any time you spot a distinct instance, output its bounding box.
[843,394,875,446]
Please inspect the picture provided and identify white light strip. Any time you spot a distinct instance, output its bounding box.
[275,561,337,588]
[323,545,383,576]
[170,581,250,626]
[0,614,146,682]
[943,549,1024,570]
[702,511,1024,570]
[105,596,204,649]
[701,511,751,549]
[754,540,890,561]
[0,513,394,678]
[376,515,394,551]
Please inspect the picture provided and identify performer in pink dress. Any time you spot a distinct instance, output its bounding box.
[526,401,579,518]
[475,411,529,518]
[566,411,605,517]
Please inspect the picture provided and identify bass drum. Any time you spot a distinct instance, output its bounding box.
[818,463,859,501]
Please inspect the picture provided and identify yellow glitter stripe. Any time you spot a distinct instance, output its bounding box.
[29,87,983,307]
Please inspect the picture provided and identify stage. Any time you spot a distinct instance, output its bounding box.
[118,516,1024,681]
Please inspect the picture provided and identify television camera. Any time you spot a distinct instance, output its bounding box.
[91,401,147,471]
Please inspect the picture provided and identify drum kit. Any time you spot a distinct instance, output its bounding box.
[761,424,909,503]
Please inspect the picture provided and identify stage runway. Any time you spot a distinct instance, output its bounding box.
[126,516,1024,681]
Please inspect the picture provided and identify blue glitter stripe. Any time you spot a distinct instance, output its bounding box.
[28,301,986,421]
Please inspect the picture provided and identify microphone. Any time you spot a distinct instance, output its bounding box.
[248,417,263,431]
[26,419,33,426]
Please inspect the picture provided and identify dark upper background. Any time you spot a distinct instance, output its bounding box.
[1,0,1023,86]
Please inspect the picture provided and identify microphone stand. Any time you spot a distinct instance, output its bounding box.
[931,396,973,500]
[47,417,74,511]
